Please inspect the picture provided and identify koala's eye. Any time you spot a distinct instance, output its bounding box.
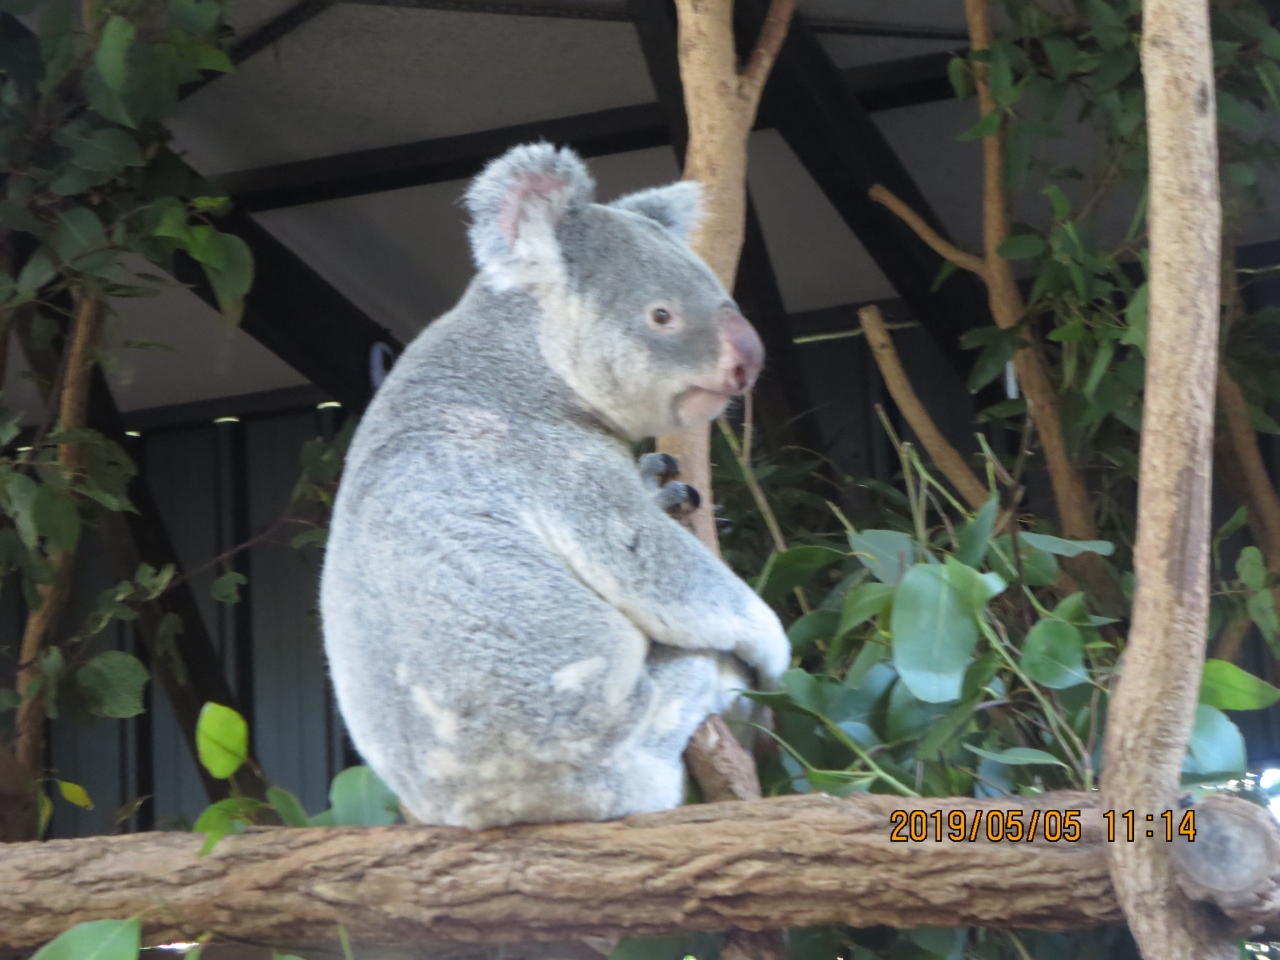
[650,307,674,328]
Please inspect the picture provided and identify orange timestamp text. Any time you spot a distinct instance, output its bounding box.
[888,808,1197,843]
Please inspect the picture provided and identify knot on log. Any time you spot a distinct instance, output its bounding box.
[1172,794,1280,933]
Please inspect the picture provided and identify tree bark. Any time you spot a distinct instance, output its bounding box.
[0,793,1141,953]
[1100,0,1233,956]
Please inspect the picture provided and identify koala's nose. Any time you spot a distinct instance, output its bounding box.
[720,307,764,394]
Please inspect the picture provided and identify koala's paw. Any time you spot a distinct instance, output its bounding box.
[653,481,701,519]
[638,452,680,490]
[737,599,792,691]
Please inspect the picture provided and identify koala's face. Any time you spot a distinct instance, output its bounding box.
[464,143,766,440]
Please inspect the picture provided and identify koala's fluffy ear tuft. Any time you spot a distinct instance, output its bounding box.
[610,181,703,244]
[465,142,596,290]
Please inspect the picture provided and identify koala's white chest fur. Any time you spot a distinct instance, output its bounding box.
[320,144,790,829]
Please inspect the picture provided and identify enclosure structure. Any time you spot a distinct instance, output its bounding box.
[2,0,1280,845]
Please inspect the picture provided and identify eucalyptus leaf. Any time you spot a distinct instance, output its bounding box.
[1184,704,1246,776]
[1018,532,1115,557]
[847,529,915,584]
[57,780,93,809]
[965,744,1068,768]
[956,497,999,569]
[329,765,399,826]
[1020,619,1088,689]
[30,919,140,960]
[837,581,895,636]
[891,564,977,703]
[1238,546,1267,591]
[996,233,1045,260]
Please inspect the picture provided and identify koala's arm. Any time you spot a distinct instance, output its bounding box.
[529,480,791,686]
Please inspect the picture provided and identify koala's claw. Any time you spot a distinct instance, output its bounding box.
[654,481,701,519]
[639,452,680,490]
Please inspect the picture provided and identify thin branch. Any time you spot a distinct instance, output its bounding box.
[858,305,990,510]
[868,184,988,276]
[13,296,102,775]
[739,0,800,100]
[1217,366,1280,560]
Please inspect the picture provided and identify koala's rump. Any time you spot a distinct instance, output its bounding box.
[323,475,715,826]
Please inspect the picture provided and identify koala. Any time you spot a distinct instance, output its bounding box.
[320,143,791,830]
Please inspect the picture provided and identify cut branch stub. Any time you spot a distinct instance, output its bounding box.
[1172,793,1280,935]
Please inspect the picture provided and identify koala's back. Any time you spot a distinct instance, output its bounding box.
[321,291,724,828]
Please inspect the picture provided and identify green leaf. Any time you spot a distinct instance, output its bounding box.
[290,527,328,549]
[1217,90,1262,134]
[94,17,136,92]
[31,919,140,960]
[755,545,845,604]
[17,249,56,293]
[1249,589,1280,649]
[965,744,1068,768]
[210,570,247,604]
[996,233,1045,260]
[847,529,918,585]
[69,128,143,173]
[196,702,249,779]
[987,535,1059,586]
[1043,185,1073,221]
[787,609,839,655]
[1018,532,1115,557]
[957,109,1002,142]
[891,564,977,703]
[837,581,895,637]
[1041,35,1078,82]
[1020,619,1088,689]
[55,207,109,263]
[940,556,1007,616]
[967,336,1018,393]
[956,497,999,568]
[1238,546,1267,591]
[57,780,93,809]
[329,765,399,826]
[1184,704,1246,775]
[200,233,254,322]
[193,797,255,855]
[34,485,81,553]
[1256,59,1280,111]
[0,688,19,712]
[1214,506,1249,572]
[1226,162,1257,187]
[267,786,310,827]
[6,472,40,548]
[1200,659,1280,711]
[77,651,149,718]
[170,0,223,32]
[947,56,973,99]
[1082,339,1116,400]
[1121,283,1148,352]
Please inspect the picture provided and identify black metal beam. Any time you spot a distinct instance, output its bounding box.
[737,0,991,381]
[172,207,403,412]
[216,53,957,213]
[216,103,669,211]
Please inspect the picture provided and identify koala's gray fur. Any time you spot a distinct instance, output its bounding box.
[321,143,790,829]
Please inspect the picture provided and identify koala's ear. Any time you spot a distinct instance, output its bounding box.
[464,143,595,290]
[609,181,703,244]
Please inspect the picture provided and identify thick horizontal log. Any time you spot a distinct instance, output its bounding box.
[0,793,1129,953]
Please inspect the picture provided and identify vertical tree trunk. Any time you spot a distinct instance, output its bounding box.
[1101,0,1233,955]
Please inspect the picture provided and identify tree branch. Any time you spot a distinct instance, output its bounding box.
[739,0,799,101]
[867,184,988,277]
[858,305,990,510]
[0,793,1128,952]
[13,295,102,777]
[1102,0,1233,953]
